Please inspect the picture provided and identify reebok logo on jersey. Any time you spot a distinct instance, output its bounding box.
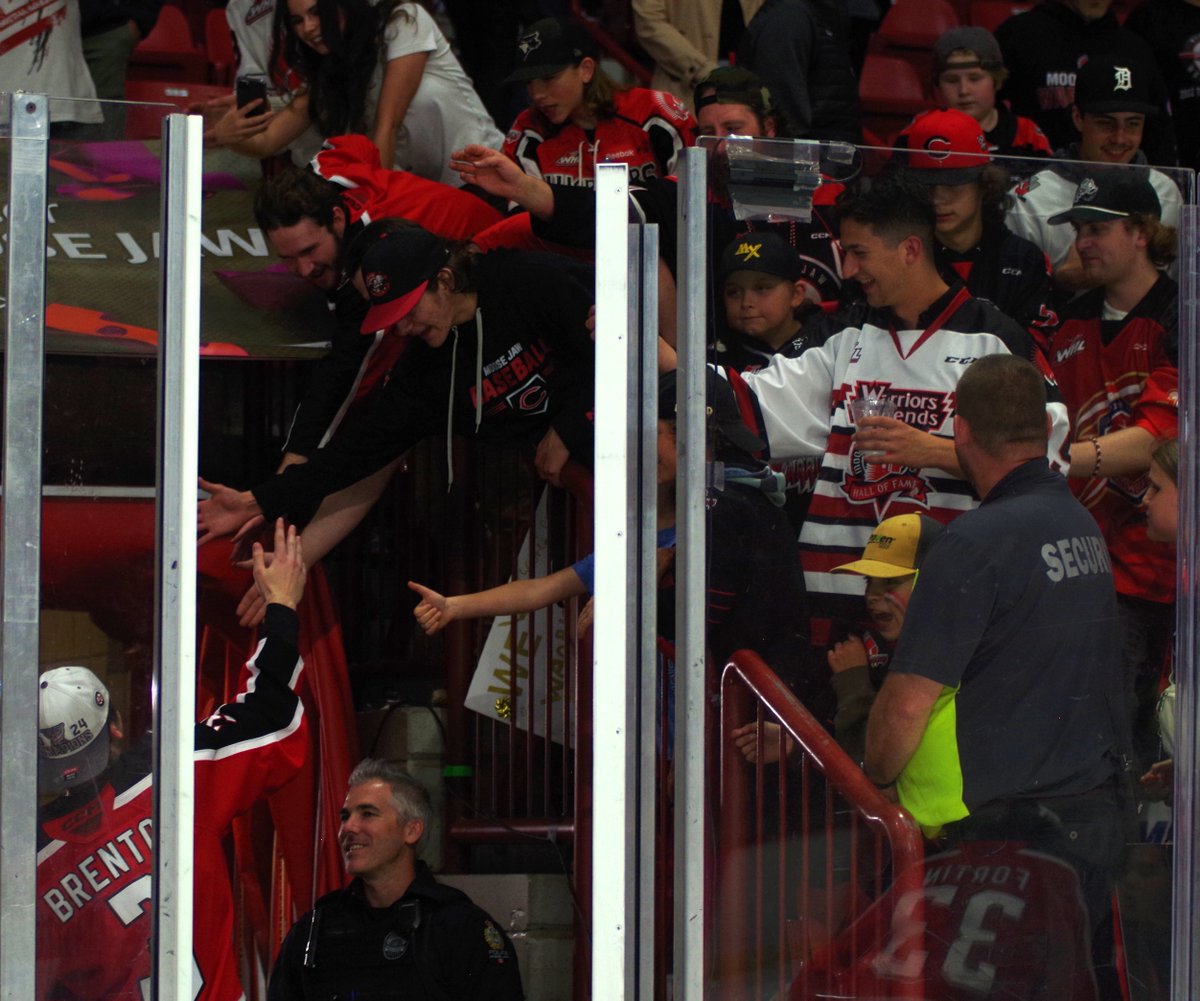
[246,0,273,24]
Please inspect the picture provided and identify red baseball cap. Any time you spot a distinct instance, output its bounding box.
[896,109,990,186]
[358,227,450,333]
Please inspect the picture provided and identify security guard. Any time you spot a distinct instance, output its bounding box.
[268,761,524,1000]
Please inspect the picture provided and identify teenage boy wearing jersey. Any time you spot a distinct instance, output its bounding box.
[37,519,308,1001]
[721,170,1070,630]
[1046,171,1179,770]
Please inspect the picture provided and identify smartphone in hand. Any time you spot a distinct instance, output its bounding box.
[235,75,269,114]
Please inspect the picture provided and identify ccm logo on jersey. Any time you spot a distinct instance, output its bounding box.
[943,355,977,365]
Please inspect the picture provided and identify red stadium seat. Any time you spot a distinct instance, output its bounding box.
[124,79,228,140]
[859,52,933,117]
[129,5,208,82]
[878,0,960,49]
[205,8,236,86]
[968,1,1033,33]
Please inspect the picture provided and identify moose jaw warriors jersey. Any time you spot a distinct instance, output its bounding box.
[36,605,307,1001]
[726,286,1070,608]
[1050,275,1179,604]
[794,843,1098,1001]
[503,87,695,186]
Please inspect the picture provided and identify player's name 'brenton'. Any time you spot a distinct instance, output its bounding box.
[42,820,154,923]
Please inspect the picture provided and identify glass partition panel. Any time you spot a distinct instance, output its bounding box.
[680,134,1194,1001]
[27,96,166,1001]
[0,95,293,1001]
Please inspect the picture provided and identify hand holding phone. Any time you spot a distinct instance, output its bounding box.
[235,75,269,115]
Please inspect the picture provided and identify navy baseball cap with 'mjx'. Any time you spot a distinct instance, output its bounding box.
[358,227,450,333]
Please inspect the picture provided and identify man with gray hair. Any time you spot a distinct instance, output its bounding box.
[268,760,524,1000]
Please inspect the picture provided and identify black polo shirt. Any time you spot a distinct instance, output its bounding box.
[889,458,1122,823]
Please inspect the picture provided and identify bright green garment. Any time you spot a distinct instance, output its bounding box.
[896,685,968,839]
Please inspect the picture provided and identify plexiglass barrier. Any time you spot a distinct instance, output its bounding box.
[671,135,1196,1001]
[3,92,1198,1001]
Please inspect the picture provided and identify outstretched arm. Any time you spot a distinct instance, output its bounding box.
[203,91,311,158]
[409,567,588,635]
[198,477,264,546]
[450,144,555,219]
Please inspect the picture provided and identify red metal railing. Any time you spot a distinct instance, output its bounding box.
[718,651,925,1001]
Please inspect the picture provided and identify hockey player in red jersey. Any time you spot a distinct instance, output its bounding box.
[36,518,309,1001]
[794,837,1099,1001]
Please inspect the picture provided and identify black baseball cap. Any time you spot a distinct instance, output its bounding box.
[717,231,802,283]
[357,226,449,332]
[659,368,765,456]
[505,17,597,84]
[693,66,774,121]
[1073,52,1157,117]
[1048,172,1161,224]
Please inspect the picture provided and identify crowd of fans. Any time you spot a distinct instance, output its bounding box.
[19,0,1189,999]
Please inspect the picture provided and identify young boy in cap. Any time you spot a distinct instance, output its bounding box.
[1006,52,1183,288]
[896,108,1055,340]
[716,230,813,371]
[732,511,942,765]
[932,26,1051,159]
[1047,170,1179,771]
[716,229,829,530]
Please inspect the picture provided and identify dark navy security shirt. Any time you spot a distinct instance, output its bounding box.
[890,458,1123,808]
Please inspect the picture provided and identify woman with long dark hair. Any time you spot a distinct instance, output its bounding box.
[209,0,501,185]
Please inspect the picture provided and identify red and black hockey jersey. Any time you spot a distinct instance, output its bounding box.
[794,844,1098,1001]
[1049,275,1178,604]
[503,87,695,187]
[36,605,307,1001]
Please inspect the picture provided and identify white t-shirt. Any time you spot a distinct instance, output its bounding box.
[0,0,101,124]
[370,4,503,184]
